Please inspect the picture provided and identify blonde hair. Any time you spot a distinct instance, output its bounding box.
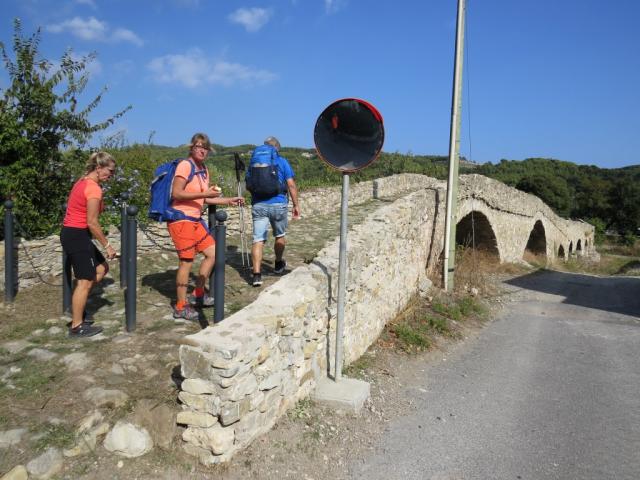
[189,132,212,151]
[85,151,115,174]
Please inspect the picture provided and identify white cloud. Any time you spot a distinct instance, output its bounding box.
[172,0,200,7]
[147,49,277,89]
[228,7,273,32]
[112,28,144,46]
[75,0,97,8]
[324,0,347,14]
[46,16,143,46]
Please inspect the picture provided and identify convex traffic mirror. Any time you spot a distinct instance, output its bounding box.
[314,98,384,173]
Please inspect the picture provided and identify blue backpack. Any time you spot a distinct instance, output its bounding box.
[246,145,287,197]
[148,158,205,222]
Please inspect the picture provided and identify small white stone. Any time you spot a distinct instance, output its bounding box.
[103,421,153,458]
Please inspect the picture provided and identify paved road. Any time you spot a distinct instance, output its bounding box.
[350,270,640,480]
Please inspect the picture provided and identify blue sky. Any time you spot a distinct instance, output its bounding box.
[1,0,639,168]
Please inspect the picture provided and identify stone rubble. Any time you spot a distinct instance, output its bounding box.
[103,420,153,458]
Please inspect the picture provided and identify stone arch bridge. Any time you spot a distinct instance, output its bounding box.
[173,172,596,465]
[455,174,595,263]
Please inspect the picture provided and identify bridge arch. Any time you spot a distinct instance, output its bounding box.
[569,241,574,255]
[524,220,547,259]
[456,198,504,261]
[576,239,583,255]
[455,211,500,258]
[558,244,566,260]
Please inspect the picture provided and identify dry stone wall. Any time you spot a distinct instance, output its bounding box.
[176,186,442,464]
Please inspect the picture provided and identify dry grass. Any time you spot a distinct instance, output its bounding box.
[453,247,527,296]
[381,290,488,354]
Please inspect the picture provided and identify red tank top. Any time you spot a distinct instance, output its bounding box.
[63,178,103,228]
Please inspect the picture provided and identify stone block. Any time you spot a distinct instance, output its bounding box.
[183,424,235,455]
[182,442,220,466]
[234,409,269,445]
[178,391,220,414]
[258,388,282,413]
[179,346,215,380]
[219,374,258,402]
[176,411,217,428]
[258,371,281,391]
[219,397,250,426]
[181,378,217,395]
[248,390,264,411]
[256,344,271,364]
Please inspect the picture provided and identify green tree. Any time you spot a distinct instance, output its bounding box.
[0,19,130,238]
[515,174,572,217]
[609,177,640,236]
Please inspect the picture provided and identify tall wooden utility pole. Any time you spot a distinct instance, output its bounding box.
[443,0,466,292]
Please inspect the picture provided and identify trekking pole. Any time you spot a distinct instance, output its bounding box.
[233,152,250,268]
[4,200,16,303]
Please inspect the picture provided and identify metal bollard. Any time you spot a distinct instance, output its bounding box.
[213,209,227,324]
[119,192,129,288]
[61,203,72,314]
[125,205,138,332]
[207,204,217,295]
[4,200,15,302]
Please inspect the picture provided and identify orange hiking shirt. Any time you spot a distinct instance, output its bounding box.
[171,159,209,220]
[63,178,103,228]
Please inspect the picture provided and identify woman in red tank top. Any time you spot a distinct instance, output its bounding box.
[60,152,118,337]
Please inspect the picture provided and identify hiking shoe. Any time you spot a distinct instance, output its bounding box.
[82,310,95,325]
[252,273,263,287]
[274,259,287,274]
[173,305,199,321]
[68,323,103,338]
[188,293,214,308]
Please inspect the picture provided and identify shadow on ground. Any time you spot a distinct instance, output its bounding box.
[506,269,640,318]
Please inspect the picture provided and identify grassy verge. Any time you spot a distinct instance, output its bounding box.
[383,292,488,354]
[554,254,640,276]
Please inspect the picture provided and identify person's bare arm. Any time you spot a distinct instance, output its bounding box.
[87,198,116,259]
[171,176,221,201]
[287,178,301,219]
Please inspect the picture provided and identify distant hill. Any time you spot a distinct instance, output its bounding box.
[66,145,640,242]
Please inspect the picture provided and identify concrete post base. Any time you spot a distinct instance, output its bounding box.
[311,377,370,415]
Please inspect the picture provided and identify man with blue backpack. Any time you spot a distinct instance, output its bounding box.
[150,133,244,321]
[246,136,300,287]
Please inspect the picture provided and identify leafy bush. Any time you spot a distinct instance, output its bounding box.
[0,19,129,239]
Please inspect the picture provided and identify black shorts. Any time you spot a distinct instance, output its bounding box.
[60,227,106,280]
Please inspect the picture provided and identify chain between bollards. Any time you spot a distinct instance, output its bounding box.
[4,201,16,303]
[213,209,227,324]
[125,205,138,332]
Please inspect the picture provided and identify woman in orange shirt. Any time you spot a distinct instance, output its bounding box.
[60,152,118,337]
[168,133,244,321]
